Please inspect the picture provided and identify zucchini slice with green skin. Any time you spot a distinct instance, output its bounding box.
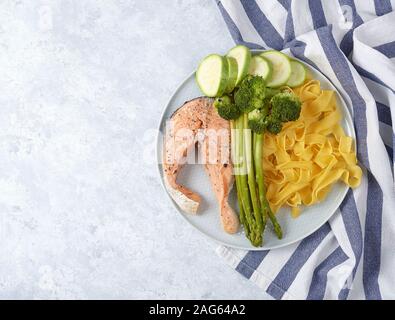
[286,60,307,87]
[227,45,251,86]
[196,54,228,97]
[260,50,291,88]
[225,56,238,93]
[248,55,272,80]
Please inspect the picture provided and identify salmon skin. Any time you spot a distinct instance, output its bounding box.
[163,97,240,234]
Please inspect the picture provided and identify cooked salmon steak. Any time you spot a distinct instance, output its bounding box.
[163,97,239,234]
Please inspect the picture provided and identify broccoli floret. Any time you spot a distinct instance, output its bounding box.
[265,116,283,134]
[270,92,302,122]
[263,92,301,134]
[244,75,267,99]
[247,92,301,134]
[234,75,267,113]
[265,87,281,99]
[248,109,266,133]
[213,95,240,120]
[233,77,302,134]
[247,100,271,133]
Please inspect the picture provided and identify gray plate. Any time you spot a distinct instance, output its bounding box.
[156,52,355,250]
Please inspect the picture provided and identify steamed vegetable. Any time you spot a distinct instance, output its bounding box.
[225,56,239,93]
[235,116,262,246]
[271,92,302,122]
[243,114,263,236]
[247,91,302,135]
[227,45,251,86]
[247,107,268,134]
[194,46,305,246]
[261,51,292,88]
[234,75,267,113]
[234,77,301,245]
[248,55,272,80]
[231,120,249,236]
[254,132,282,239]
[214,95,240,120]
[196,54,228,97]
[253,133,267,237]
[286,60,307,87]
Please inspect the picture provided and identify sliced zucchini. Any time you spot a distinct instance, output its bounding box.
[225,56,238,93]
[260,50,291,88]
[286,60,307,87]
[196,54,228,97]
[248,55,272,80]
[227,45,251,86]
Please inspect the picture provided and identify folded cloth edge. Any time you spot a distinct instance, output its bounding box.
[216,246,300,300]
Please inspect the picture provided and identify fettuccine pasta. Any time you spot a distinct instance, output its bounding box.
[263,80,362,217]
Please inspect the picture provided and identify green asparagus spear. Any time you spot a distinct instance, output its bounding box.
[231,120,248,236]
[243,114,263,234]
[254,132,283,239]
[267,208,283,239]
[253,132,267,233]
[237,116,262,246]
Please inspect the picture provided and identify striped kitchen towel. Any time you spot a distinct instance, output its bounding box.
[215,0,395,300]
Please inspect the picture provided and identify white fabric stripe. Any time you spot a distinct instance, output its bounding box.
[353,29,395,92]
[254,242,299,279]
[295,32,339,81]
[329,210,355,262]
[330,218,357,299]
[350,66,394,195]
[377,198,395,299]
[217,245,297,300]
[338,169,368,300]
[354,47,395,92]
[221,0,267,47]
[291,0,315,39]
[255,0,288,37]
[353,11,395,47]
[321,0,347,44]
[324,261,354,299]
[247,272,275,299]
[322,0,343,25]
[337,170,368,256]
[226,247,254,261]
[347,252,366,299]
[351,26,395,197]
[331,170,368,300]
[353,167,369,228]
[216,246,245,269]
[287,233,337,299]
[332,170,368,299]
[352,25,395,296]
[295,31,355,117]
[354,0,377,22]
[363,77,395,108]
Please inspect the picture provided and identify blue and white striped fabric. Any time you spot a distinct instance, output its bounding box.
[215,0,395,300]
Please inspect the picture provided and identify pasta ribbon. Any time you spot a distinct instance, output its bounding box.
[264,80,362,217]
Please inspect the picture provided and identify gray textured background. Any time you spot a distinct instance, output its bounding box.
[0,0,270,299]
